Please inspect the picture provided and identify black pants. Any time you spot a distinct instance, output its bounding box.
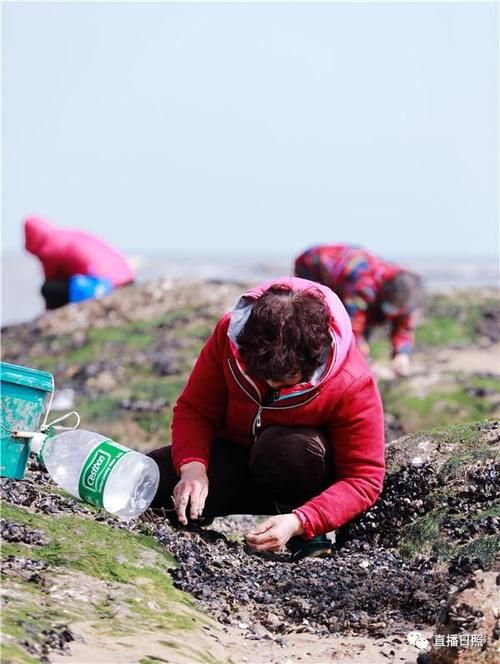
[147,425,333,521]
[41,279,70,310]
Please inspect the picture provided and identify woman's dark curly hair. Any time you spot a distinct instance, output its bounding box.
[236,284,331,382]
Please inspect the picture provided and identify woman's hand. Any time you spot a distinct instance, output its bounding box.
[392,352,411,377]
[173,461,209,525]
[245,514,304,552]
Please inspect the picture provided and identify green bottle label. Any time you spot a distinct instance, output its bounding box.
[78,440,130,508]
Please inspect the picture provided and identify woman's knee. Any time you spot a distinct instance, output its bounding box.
[249,426,332,505]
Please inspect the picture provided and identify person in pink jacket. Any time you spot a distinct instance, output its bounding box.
[148,278,385,560]
[24,216,135,309]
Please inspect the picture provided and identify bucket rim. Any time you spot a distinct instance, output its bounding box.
[0,362,54,393]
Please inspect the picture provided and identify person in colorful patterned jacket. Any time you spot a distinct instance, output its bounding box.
[294,244,422,377]
[148,278,385,560]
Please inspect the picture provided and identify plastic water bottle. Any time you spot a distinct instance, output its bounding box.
[30,429,160,520]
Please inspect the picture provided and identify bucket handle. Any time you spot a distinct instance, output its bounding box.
[6,411,81,439]
[41,388,81,431]
[40,389,55,430]
[3,385,80,439]
[43,410,81,431]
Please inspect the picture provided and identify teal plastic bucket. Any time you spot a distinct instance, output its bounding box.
[0,362,54,479]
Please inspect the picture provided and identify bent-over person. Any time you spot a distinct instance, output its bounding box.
[148,278,385,560]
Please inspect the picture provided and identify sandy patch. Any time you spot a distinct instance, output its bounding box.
[413,344,500,376]
[51,620,431,664]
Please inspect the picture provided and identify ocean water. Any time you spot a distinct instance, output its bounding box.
[1,252,498,327]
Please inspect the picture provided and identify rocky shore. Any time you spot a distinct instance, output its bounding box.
[1,279,499,664]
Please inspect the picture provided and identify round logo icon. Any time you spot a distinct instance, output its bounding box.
[407,631,430,650]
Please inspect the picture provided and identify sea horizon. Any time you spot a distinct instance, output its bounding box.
[2,251,499,328]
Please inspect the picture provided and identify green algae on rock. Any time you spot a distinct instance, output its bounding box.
[1,500,218,663]
[345,420,499,568]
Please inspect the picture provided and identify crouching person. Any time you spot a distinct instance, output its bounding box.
[147,278,385,560]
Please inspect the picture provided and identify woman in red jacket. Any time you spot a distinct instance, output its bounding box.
[148,278,385,560]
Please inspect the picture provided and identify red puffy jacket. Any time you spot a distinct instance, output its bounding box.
[172,278,385,538]
[24,216,135,287]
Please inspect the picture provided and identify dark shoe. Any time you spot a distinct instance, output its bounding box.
[287,534,333,562]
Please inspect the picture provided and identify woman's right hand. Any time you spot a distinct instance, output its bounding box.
[173,461,209,525]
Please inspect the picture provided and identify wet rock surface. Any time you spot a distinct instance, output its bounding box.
[1,519,48,546]
[1,465,447,642]
[1,420,499,650]
[1,279,245,341]
[1,536,76,662]
[1,555,50,584]
[1,283,500,662]
[384,412,405,442]
[474,305,500,344]
[1,465,93,518]
[428,570,500,663]
[342,458,499,555]
[120,396,169,412]
[418,293,500,348]
[19,624,75,664]
[147,518,448,637]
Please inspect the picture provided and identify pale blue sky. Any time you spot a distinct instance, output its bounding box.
[3,2,498,257]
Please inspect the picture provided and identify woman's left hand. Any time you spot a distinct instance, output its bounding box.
[245,514,304,552]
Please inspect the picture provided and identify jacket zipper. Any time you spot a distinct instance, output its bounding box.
[253,405,264,436]
[227,358,321,439]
